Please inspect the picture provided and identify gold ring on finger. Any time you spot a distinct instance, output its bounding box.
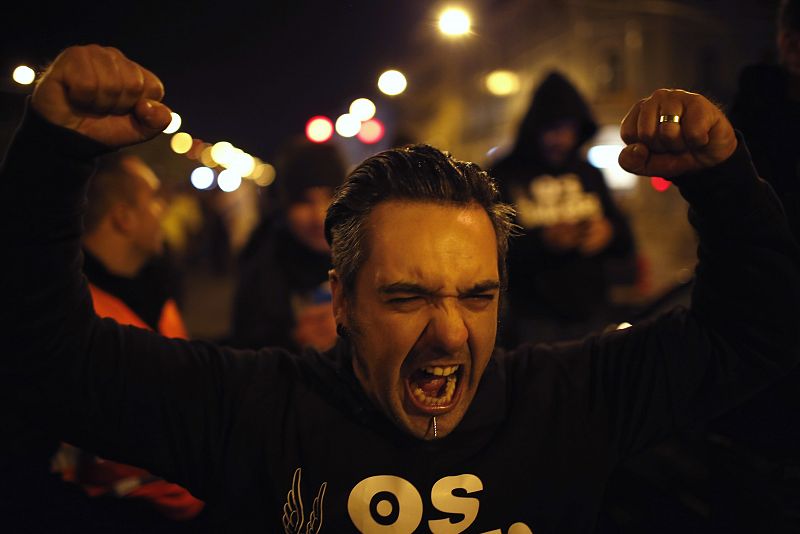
[658,114,681,124]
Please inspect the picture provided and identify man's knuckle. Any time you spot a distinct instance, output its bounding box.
[685,129,707,146]
[70,78,98,98]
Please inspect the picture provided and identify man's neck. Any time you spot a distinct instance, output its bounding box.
[83,234,146,278]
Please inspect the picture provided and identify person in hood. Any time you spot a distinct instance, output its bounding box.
[490,71,635,346]
[729,0,800,237]
[699,1,800,531]
[230,137,346,352]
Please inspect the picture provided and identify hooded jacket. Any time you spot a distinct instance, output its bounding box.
[506,71,598,164]
[490,72,634,325]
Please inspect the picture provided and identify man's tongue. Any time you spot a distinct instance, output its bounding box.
[411,370,446,396]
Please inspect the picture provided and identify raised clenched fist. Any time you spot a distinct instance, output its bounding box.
[618,88,737,178]
[32,45,171,148]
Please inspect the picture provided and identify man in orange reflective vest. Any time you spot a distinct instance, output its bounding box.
[60,151,204,527]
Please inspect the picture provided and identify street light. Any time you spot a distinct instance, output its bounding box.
[170,132,193,154]
[485,70,520,96]
[350,98,376,121]
[378,70,407,96]
[12,65,36,85]
[438,7,471,36]
[191,167,215,190]
[335,113,361,138]
[217,169,242,193]
[306,116,334,143]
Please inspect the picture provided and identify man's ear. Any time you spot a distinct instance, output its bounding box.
[109,202,134,234]
[329,269,348,328]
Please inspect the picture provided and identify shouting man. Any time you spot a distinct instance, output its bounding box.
[3,45,799,533]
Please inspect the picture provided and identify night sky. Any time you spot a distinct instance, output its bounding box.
[1,1,431,159]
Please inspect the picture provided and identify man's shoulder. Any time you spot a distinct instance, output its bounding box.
[495,340,587,373]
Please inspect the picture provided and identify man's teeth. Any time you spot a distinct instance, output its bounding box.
[412,366,459,406]
[421,365,459,376]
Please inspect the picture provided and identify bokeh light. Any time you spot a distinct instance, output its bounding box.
[587,145,622,169]
[200,146,216,168]
[170,132,193,154]
[485,70,520,96]
[587,142,638,190]
[438,7,471,36]
[306,116,334,143]
[221,147,243,169]
[210,141,235,166]
[335,113,361,138]
[349,98,376,121]
[230,151,256,177]
[357,118,385,144]
[12,65,35,85]
[252,163,276,187]
[190,167,215,190]
[650,176,672,192]
[187,139,206,160]
[163,112,182,134]
[378,70,407,96]
[217,169,242,192]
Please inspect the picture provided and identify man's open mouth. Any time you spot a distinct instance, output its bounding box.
[405,364,463,414]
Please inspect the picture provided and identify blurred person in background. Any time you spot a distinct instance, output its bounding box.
[700,1,800,531]
[490,71,635,346]
[81,153,188,339]
[230,137,346,352]
[729,0,800,237]
[64,152,205,531]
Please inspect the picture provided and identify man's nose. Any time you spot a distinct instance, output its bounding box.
[427,300,468,353]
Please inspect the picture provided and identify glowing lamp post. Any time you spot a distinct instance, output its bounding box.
[378,70,407,96]
[438,7,471,36]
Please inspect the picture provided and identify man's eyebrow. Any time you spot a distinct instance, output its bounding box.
[461,280,501,295]
[377,280,501,296]
[378,282,437,296]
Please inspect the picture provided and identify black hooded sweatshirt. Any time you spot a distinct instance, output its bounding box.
[4,106,800,533]
[490,72,634,323]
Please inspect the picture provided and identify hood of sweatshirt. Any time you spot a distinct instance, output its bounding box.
[507,71,597,165]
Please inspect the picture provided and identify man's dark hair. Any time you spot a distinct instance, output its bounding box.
[779,0,800,32]
[325,144,516,295]
[83,153,141,233]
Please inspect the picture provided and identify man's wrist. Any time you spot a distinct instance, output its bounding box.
[21,102,113,161]
[673,132,787,237]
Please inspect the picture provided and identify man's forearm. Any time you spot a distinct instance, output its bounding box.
[678,136,800,388]
[3,106,108,409]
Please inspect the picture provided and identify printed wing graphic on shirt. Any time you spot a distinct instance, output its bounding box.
[282,467,327,534]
